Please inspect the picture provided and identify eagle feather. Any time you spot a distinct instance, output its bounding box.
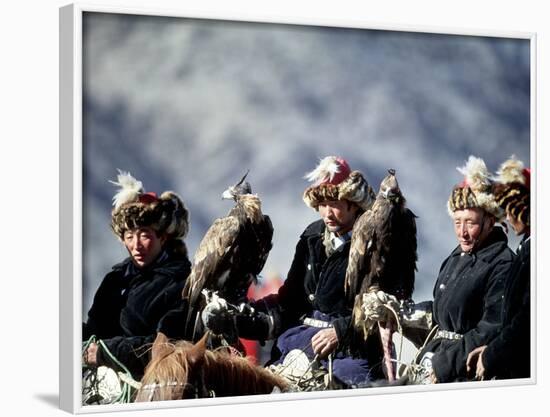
[345,169,418,339]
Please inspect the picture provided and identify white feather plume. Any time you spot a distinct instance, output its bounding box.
[456,156,491,191]
[109,169,144,209]
[495,155,525,185]
[304,156,340,184]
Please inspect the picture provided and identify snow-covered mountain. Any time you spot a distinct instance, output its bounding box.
[81,12,530,318]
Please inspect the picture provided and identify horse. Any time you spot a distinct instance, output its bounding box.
[134,332,290,401]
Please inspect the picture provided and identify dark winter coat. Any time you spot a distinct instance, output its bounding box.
[419,227,514,383]
[482,235,530,379]
[274,219,353,337]
[82,248,191,378]
[237,220,351,340]
[238,219,383,369]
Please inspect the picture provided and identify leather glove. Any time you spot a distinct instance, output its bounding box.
[401,300,433,330]
[200,292,235,335]
[399,300,434,348]
[235,305,277,341]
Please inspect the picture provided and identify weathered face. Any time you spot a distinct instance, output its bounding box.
[452,208,494,253]
[507,212,528,236]
[318,200,359,236]
[123,227,166,268]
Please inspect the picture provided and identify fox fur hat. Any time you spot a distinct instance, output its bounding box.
[303,156,376,211]
[447,156,504,220]
[109,170,189,242]
[492,156,530,227]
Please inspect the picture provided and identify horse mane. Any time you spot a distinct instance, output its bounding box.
[135,332,289,401]
[199,346,289,397]
[134,332,192,401]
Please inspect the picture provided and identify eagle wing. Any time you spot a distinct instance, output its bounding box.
[217,213,273,302]
[384,207,417,300]
[345,208,378,303]
[182,215,242,309]
[249,214,274,274]
[347,198,396,335]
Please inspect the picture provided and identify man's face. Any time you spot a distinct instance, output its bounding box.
[452,208,494,253]
[318,200,359,236]
[123,226,166,268]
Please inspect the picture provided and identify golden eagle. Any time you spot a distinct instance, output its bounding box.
[182,172,273,341]
[345,169,417,379]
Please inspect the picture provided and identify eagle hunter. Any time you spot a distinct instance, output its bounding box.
[345,169,417,381]
[182,171,274,342]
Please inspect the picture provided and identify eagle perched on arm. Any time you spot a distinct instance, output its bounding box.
[345,169,417,379]
[182,171,274,342]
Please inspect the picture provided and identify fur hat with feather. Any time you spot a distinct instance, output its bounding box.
[303,156,375,211]
[447,156,504,220]
[110,170,189,245]
[492,155,530,227]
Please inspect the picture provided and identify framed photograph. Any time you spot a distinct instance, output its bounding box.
[60,2,535,413]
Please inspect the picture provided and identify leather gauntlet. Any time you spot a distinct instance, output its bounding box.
[400,300,434,348]
[401,300,433,330]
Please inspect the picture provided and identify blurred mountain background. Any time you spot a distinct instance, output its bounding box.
[82,12,530,319]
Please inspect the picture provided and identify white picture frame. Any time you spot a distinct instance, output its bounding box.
[59,2,536,414]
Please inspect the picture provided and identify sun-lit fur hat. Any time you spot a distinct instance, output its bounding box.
[303,156,376,211]
[447,156,504,220]
[492,156,530,227]
[109,170,189,242]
